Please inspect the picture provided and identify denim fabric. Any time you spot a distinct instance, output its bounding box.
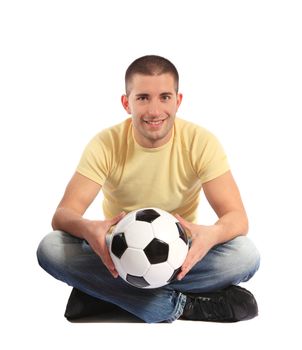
[37,231,260,323]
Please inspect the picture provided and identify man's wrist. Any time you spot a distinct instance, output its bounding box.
[82,219,99,240]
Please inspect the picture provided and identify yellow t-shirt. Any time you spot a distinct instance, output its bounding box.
[76,117,229,223]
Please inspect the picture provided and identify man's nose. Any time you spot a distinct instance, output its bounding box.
[147,100,161,117]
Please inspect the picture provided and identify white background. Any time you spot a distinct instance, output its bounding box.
[1,0,301,349]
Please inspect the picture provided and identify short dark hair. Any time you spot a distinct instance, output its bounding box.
[125,55,179,95]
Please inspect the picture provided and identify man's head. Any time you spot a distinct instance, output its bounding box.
[122,55,182,148]
[125,55,179,96]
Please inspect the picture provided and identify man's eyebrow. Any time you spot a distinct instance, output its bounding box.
[135,92,173,96]
[135,93,149,97]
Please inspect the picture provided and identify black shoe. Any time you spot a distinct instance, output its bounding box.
[181,285,258,322]
[64,288,118,320]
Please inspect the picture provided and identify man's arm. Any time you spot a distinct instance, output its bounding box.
[176,170,248,280]
[52,172,102,237]
[203,170,248,241]
[52,172,125,277]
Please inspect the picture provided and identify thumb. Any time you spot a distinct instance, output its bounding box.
[108,211,126,225]
[175,213,191,231]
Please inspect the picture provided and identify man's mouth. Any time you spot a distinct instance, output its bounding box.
[143,118,166,125]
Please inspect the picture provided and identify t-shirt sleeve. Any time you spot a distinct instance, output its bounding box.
[193,129,230,184]
[76,132,112,186]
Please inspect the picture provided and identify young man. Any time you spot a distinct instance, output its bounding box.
[37,55,260,323]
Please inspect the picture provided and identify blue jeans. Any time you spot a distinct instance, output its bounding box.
[37,231,260,323]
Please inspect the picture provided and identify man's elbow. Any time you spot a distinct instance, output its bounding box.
[240,214,249,236]
[51,209,61,231]
[51,215,58,231]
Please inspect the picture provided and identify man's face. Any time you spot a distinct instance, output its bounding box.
[121,73,182,148]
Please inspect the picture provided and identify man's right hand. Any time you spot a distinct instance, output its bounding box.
[84,212,126,278]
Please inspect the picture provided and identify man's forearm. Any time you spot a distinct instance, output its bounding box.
[52,207,92,239]
[214,210,249,244]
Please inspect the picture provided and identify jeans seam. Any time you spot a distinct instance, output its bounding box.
[165,292,187,322]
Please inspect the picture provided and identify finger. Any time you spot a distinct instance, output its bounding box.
[177,263,192,280]
[90,241,117,277]
[103,258,118,278]
[177,248,199,280]
[100,245,119,278]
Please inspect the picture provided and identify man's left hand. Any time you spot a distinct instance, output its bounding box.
[175,214,219,280]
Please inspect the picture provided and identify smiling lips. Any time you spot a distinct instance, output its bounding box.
[143,118,166,126]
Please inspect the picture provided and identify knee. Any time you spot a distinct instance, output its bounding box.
[36,230,68,272]
[228,236,260,280]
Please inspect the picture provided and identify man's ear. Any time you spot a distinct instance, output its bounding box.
[176,93,183,109]
[121,95,131,114]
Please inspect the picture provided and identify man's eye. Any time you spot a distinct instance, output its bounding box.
[137,96,148,101]
[161,95,171,101]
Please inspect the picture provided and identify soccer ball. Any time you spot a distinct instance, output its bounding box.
[108,207,189,289]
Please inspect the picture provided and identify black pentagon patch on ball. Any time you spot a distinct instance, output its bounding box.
[111,232,128,258]
[144,238,169,264]
[167,267,181,283]
[136,209,160,223]
[126,274,150,288]
[176,222,188,244]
